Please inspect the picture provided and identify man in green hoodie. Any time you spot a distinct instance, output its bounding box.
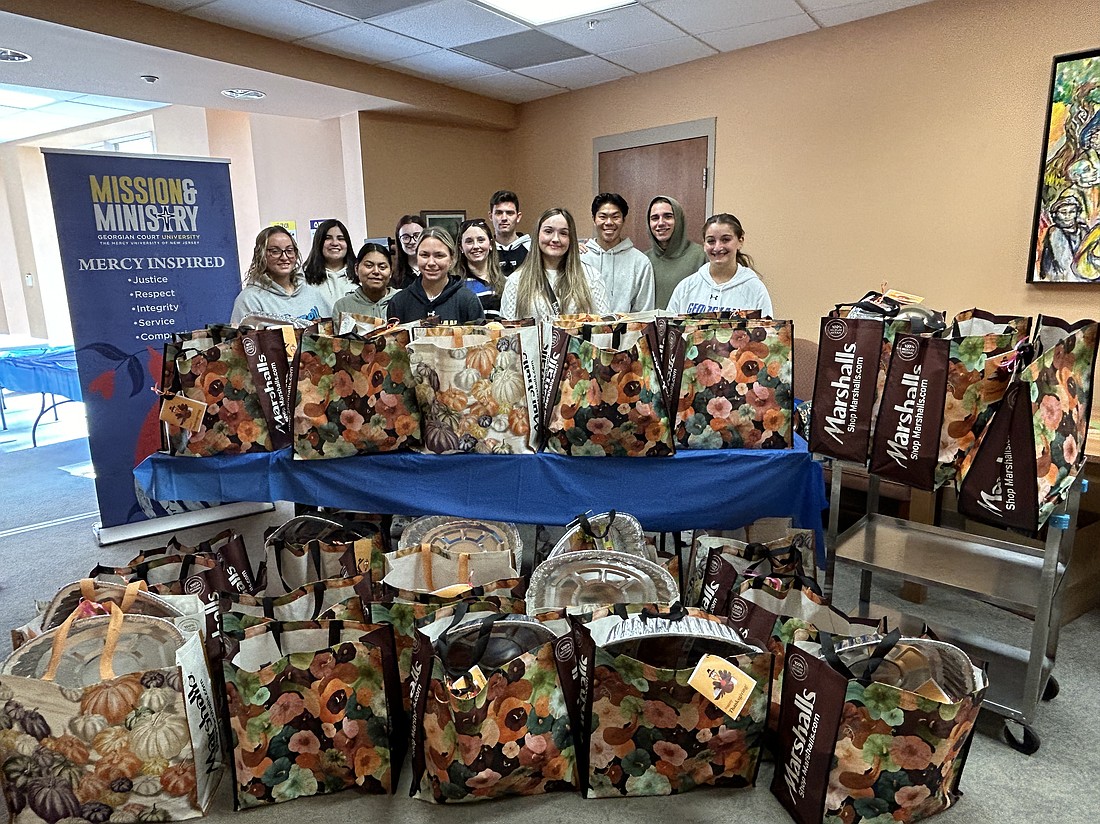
[644,195,707,310]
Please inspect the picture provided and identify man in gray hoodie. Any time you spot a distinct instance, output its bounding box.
[581,193,654,314]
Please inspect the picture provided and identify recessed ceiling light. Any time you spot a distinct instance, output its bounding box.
[475,0,635,26]
[0,48,32,63]
[221,88,265,100]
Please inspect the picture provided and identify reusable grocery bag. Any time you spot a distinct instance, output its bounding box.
[261,514,386,598]
[958,316,1098,530]
[132,529,261,597]
[89,554,225,672]
[221,619,404,807]
[542,321,675,457]
[808,316,888,462]
[0,607,222,824]
[292,325,421,457]
[666,317,795,449]
[773,633,986,824]
[10,579,203,652]
[219,575,373,634]
[408,609,576,802]
[407,325,541,454]
[719,591,884,734]
[868,334,952,489]
[557,605,772,798]
[169,336,278,456]
[369,593,526,715]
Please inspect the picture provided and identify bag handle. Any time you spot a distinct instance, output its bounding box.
[44,601,126,682]
[79,579,147,613]
[436,608,507,677]
[640,602,688,622]
[740,571,823,597]
[578,510,616,540]
[820,629,902,685]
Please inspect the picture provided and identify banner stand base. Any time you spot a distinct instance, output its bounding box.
[92,501,276,546]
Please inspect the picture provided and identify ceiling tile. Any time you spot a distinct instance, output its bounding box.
[519,55,632,90]
[370,0,527,48]
[448,71,563,103]
[646,0,804,32]
[541,4,683,52]
[453,30,588,70]
[304,0,436,20]
[812,0,932,27]
[698,14,818,51]
[187,0,355,41]
[0,105,28,119]
[382,48,502,81]
[602,35,717,74]
[298,21,435,62]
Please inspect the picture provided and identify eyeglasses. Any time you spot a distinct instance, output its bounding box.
[265,247,296,259]
[398,232,422,244]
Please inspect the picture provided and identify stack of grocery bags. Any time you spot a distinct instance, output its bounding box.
[808,300,1097,531]
[156,309,796,461]
[1,511,988,822]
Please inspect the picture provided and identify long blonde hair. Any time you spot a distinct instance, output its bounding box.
[245,226,301,287]
[515,208,595,317]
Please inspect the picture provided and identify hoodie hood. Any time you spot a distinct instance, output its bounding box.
[645,195,694,260]
[404,274,467,308]
[695,263,759,291]
[583,237,636,256]
[257,273,304,298]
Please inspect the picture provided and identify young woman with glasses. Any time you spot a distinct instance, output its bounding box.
[455,218,505,319]
[301,218,356,315]
[393,214,426,289]
[230,226,322,324]
[500,207,608,320]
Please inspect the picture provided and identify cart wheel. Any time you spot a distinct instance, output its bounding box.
[1042,676,1059,702]
[1003,722,1040,755]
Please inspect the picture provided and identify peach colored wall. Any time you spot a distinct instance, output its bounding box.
[248,113,349,254]
[359,113,515,240]
[513,0,1100,344]
[206,109,261,280]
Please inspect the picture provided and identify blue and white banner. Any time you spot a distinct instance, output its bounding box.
[43,149,241,529]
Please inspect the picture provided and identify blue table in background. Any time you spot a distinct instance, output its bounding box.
[0,345,81,444]
[135,436,828,553]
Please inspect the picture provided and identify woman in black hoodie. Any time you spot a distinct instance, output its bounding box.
[387,227,485,324]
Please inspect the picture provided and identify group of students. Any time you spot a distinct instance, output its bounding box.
[228,189,773,326]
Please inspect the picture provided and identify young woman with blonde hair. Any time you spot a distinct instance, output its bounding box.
[387,227,484,323]
[230,225,322,324]
[500,207,608,320]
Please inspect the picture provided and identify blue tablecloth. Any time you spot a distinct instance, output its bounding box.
[135,437,827,541]
[0,346,81,401]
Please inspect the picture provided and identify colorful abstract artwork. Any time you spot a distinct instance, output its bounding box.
[1029,49,1100,283]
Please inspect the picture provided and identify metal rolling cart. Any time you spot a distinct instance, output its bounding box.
[823,460,1086,755]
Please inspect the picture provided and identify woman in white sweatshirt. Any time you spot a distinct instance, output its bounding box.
[666,213,773,317]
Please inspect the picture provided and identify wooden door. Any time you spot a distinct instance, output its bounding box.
[597,136,708,253]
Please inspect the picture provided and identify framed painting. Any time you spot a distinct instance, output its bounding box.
[1028,48,1100,283]
[420,210,466,242]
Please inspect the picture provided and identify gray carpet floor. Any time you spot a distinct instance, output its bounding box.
[0,419,1097,822]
